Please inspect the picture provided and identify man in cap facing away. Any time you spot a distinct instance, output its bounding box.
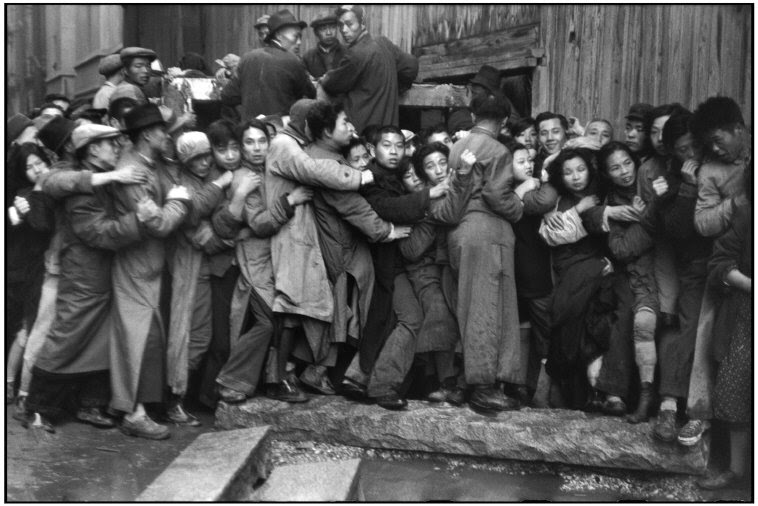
[93,54,125,110]
[23,124,149,433]
[221,9,316,120]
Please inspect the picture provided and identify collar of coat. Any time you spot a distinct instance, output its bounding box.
[348,31,370,48]
[368,159,401,187]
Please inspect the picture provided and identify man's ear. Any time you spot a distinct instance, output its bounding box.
[367,143,376,158]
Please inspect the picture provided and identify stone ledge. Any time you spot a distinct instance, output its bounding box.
[137,426,272,502]
[251,459,363,501]
[216,397,708,475]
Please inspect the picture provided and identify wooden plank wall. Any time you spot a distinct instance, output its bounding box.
[538,4,752,136]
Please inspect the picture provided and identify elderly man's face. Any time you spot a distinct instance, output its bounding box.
[276,26,303,55]
[339,12,364,45]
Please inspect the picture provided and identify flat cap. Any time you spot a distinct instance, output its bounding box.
[71,124,121,150]
[99,54,123,76]
[214,53,240,69]
[311,11,340,29]
[120,47,158,63]
[254,14,270,29]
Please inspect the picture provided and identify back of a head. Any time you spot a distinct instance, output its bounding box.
[207,119,237,147]
[509,116,536,137]
[470,92,511,123]
[662,108,694,151]
[691,96,745,142]
[306,100,343,140]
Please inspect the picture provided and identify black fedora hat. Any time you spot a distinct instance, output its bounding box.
[469,65,501,94]
[38,115,76,154]
[123,103,166,133]
[266,9,307,41]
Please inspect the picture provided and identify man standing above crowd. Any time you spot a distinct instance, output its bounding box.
[320,5,418,133]
[302,12,345,79]
[113,47,157,106]
[221,9,316,121]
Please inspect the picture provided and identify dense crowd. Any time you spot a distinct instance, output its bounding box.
[5,6,752,491]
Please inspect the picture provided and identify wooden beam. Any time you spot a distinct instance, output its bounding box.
[399,83,470,108]
[416,22,542,81]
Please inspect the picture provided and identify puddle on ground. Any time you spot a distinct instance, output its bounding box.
[355,458,620,502]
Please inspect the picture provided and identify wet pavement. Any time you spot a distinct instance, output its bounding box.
[5,406,215,502]
[6,405,753,502]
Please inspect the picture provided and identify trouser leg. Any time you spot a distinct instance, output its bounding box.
[136,314,165,405]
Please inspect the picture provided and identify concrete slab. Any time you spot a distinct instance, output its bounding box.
[137,426,272,502]
[251,458,363,502]
[216,396,708,475]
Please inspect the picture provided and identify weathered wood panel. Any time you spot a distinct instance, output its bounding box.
[539,4,752,137]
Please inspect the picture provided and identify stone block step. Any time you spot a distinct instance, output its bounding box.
[251,459,363,501]
[137,426,272,501]
[216,397,708,475]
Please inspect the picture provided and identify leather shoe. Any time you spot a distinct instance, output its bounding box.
[76,407,117,428]
[339,379,367,400]
[584,389,604,413]
[653,409,678,442]
[218,386,247,404]
[427,387,465,406]
[120,413,170,440]
[374,393,407,410]
[266,379,308,403]
[299,366,336,395]
[469,385,519,412]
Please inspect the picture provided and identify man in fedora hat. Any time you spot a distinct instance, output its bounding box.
[303,11,346,79]
[108,103,192,439]
[92,54,124,110]
[320,5,418,134]
[24,124,149,433]
[221,9,316,121]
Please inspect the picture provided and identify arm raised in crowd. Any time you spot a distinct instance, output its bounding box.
[66,193,143,251]
[268,137,366,190]
[112,179,188,238]
[39,163,149,200]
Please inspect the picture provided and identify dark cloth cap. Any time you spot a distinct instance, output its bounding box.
[266,9,306,40]
[626,102,654,122]
[447,108,474,133]
[311,11,340,29]
[469,65,501,94]
[335,5,365,23]
[44,93,70,104]
[38,115,76,153]
[120,46,158,63]
[7,113,34,144]
[123,103,166,133]
[99,54,123,76]
[254,14,270,29]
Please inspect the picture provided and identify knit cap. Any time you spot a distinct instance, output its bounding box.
[176,131,211,164]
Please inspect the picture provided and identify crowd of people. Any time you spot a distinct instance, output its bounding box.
[5,5,752,491]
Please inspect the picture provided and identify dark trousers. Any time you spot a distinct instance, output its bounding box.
[136,314,165,404]
[596,273,635,398]
[199,266,239,407]
[659,258,707,399]
[27,368,110,420]
[216,287,273,395]
[367,273,423,398]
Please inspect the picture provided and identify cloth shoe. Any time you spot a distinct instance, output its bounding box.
[76,407,117,428]
[653,409,678,442]
[469,385,519,412]
[30,412,56,433]
[678,419,710,446]
[626,382,654,424]
[697,470,741,490]
[120,413,170,440]
[218,386,247,404]
[374,392,407,411]
[601,397,627,417]
[165,400,201,427]
[266,379,308,403]
[299,365,336,395]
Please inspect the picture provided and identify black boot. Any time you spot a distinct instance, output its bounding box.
[626,382,653,424]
